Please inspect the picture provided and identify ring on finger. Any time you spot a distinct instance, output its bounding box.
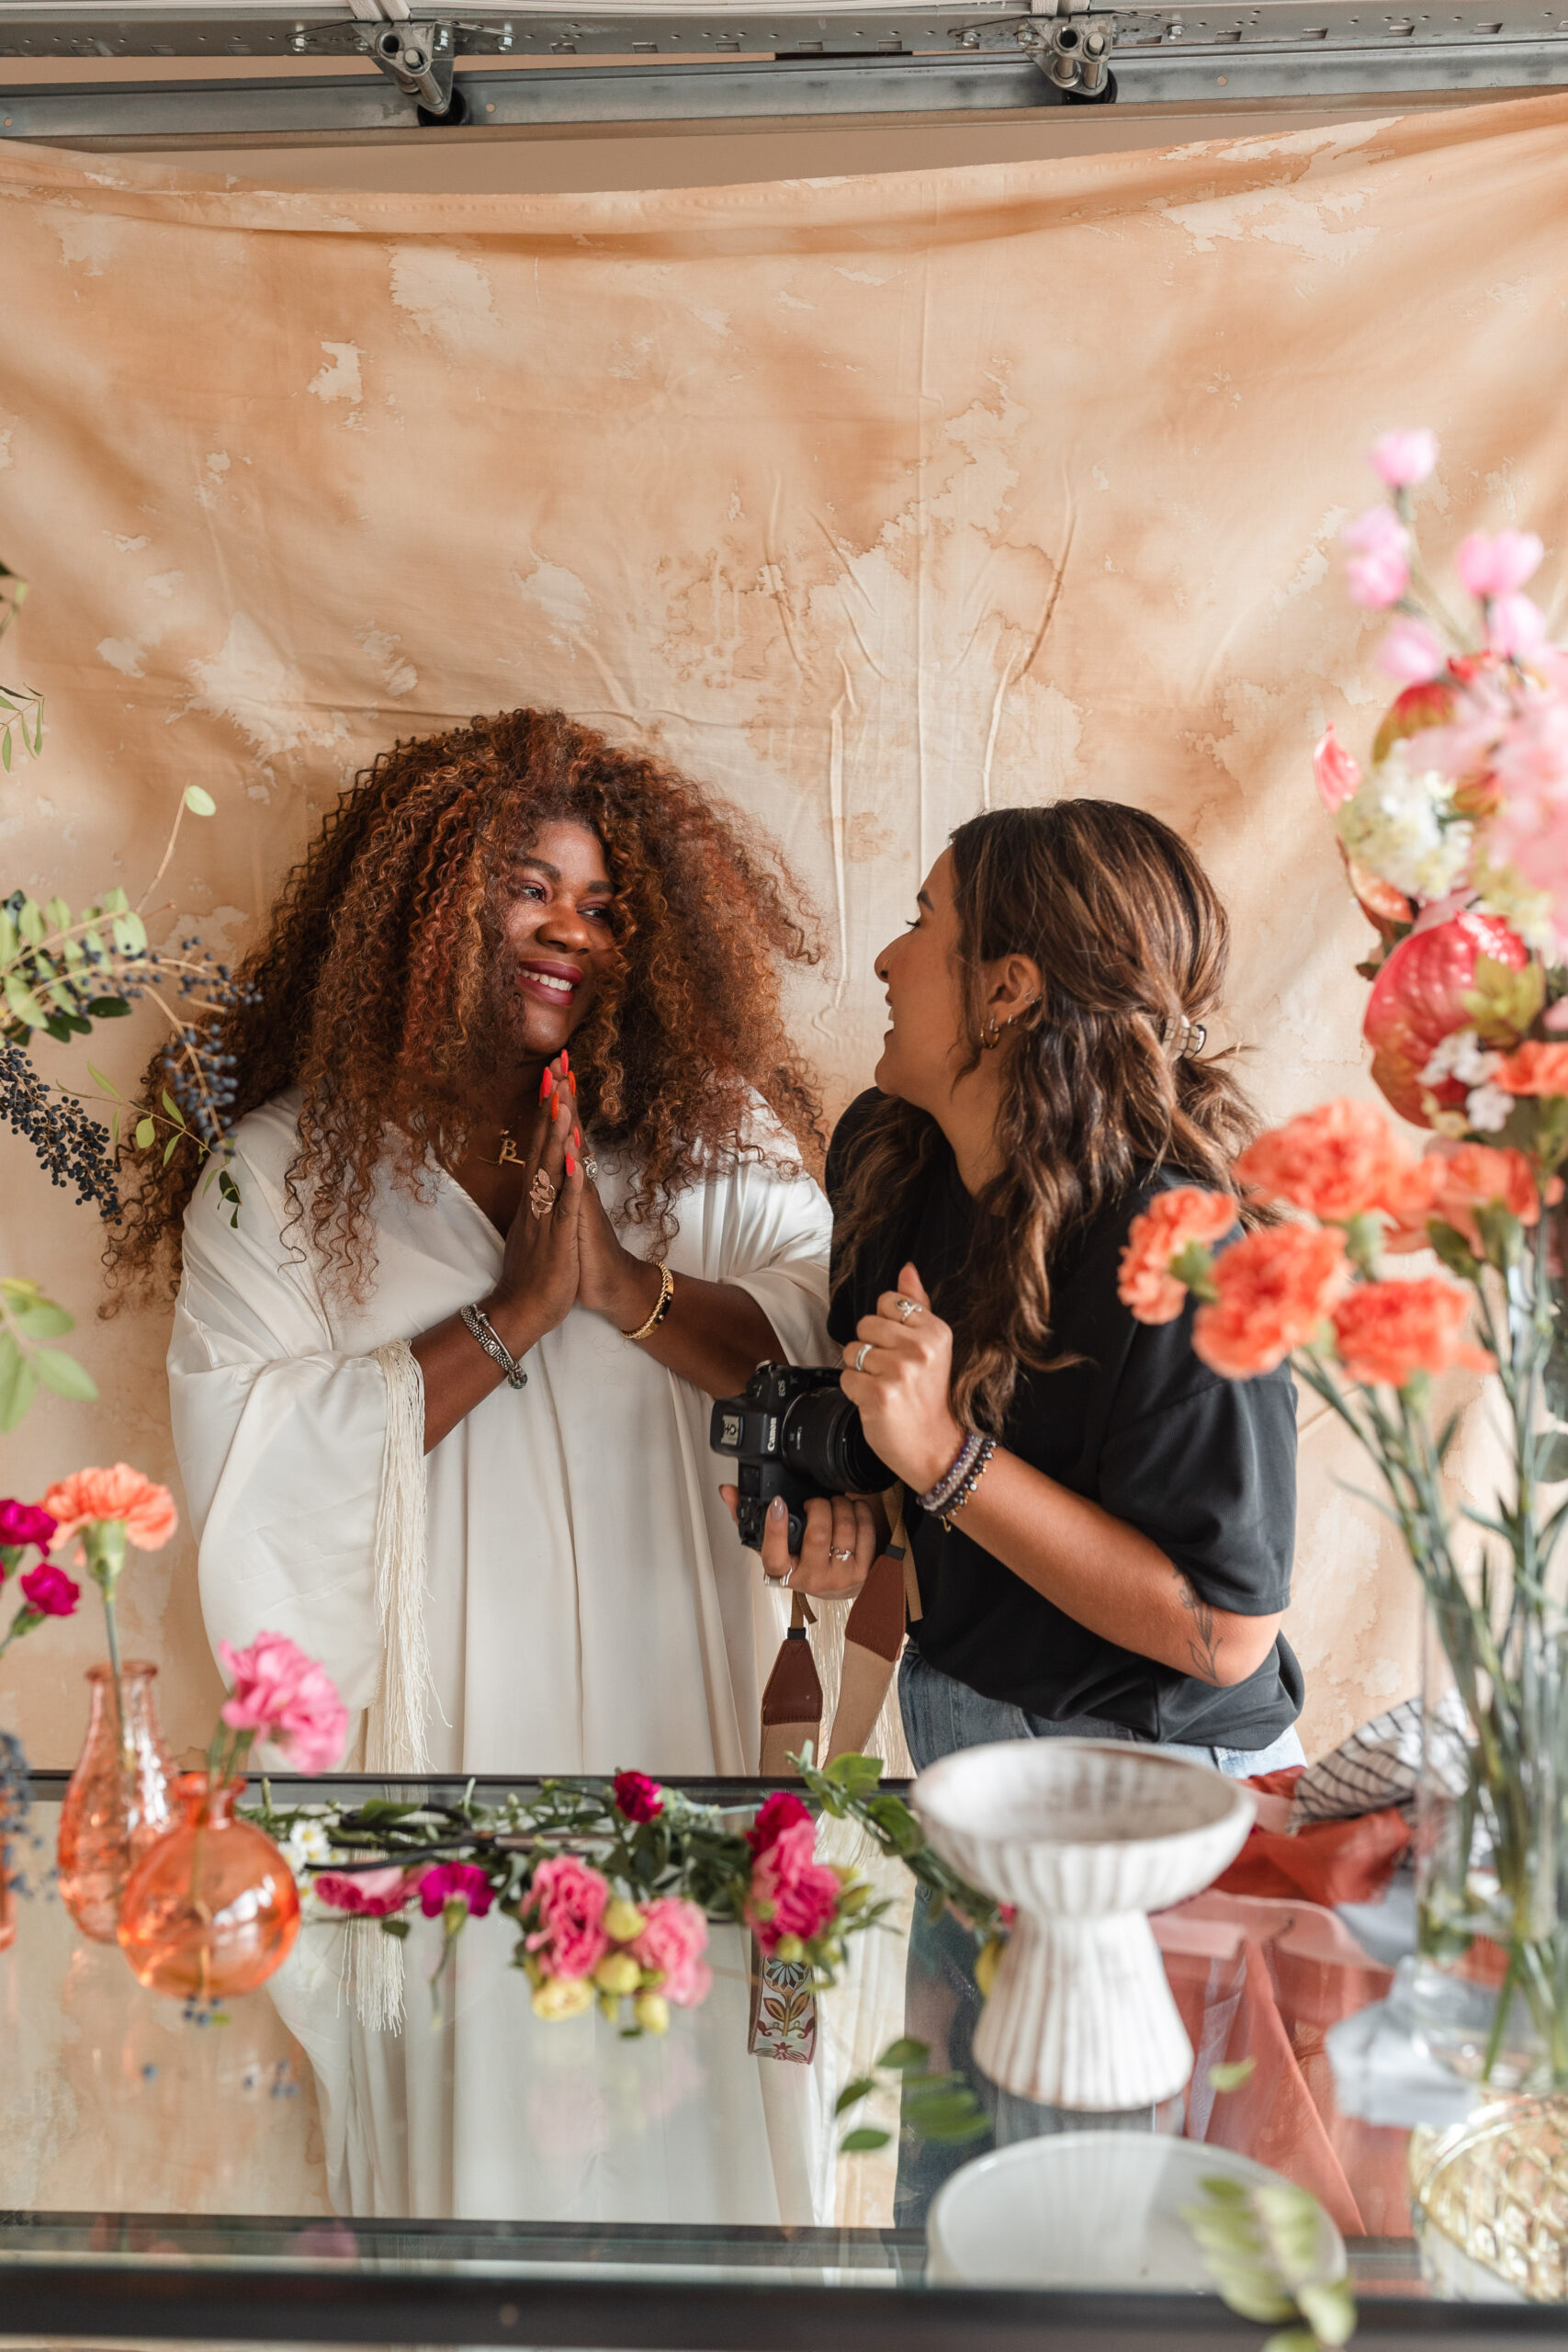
[529,1170,558,1218]
[829,1545,855,1563]
[895,1295,923,1322]
[852,1341,874,1374]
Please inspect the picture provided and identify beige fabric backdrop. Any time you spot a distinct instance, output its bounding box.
[4,96,1562,1769]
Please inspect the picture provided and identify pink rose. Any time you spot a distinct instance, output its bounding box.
[1458,529,1543,600]
[218,1632,349,1774]
[1487,593,1548,661]
[612,1770,664,1825]
[1370,429,1438,490]
[313,1866,419,1917]
[18,1561,80,1617]
[745,1818,841,1954]
[745,1790,812,1856]
[526,1853,611,1980]
[1378,618,1446,684]
[419,1860,494,1920]
[1343,506,1410,609]
[1313,724,1361,814]
[631,1897,712,2007]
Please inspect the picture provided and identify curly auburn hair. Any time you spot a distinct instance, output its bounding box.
[104,708,825,1302]
[832,800,1263,1431]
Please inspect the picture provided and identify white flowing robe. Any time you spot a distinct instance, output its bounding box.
[168,1091,833,1778]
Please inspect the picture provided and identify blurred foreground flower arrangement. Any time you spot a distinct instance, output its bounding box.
[1122,432,1568,2090]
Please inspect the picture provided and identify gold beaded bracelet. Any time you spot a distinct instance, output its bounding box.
[622,1259,674,1341]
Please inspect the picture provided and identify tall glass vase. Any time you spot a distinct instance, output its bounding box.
[57,1662,175,1943]
[1412,1591,1568,2093]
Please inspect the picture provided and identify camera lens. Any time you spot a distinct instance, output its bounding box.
[781,1386,888,1495]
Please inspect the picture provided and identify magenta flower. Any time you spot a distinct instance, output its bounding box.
[1487,593,1548,662]
[744,1789,811,1856]
[1370,429,1438,490]
[218,1631,348,1774]
[0,1499,58,1558]
[1313,724,1361,814]
[1458,529,1543,601]
[1343,506,1410,610]
[313,1866,419,1917]
[419,1860,495,1920]
[525,1853,611,1980]
[745,1819,841,1955]
[613,1770,664,1824]
[1378,618,1446,684]
[19,1561,80,1618]
[631,1896,712,2007]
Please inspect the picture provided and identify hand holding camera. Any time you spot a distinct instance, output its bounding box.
[838,1263,966,1497]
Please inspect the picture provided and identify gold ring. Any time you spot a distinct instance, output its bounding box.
[529,1170,558,1219]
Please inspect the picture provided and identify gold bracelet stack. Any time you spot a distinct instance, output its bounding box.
[621,1260,674,1341]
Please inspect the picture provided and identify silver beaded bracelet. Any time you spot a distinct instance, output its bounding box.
[459,1302,529,1390]
[916,1430,984,1518]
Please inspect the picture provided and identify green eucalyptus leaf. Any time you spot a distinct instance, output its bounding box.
[34,1347,96,1402]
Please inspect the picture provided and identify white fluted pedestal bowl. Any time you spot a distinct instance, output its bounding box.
[913,1739,1255,2112]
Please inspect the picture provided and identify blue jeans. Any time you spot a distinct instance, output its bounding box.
[898,1640,1305,1778]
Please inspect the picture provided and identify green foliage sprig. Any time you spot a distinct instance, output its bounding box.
[0,1276,96,1431]
[1183,2177,1356,2352]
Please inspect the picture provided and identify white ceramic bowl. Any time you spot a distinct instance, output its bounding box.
[913,1740,1255,2109]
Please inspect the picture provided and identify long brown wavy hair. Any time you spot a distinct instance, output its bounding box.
[105,708,825,1302]
[832,800,1262,1431]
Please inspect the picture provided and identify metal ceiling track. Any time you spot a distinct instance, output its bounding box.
[4,0,1568,141]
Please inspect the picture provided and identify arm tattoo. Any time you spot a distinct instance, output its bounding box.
[1175,1569,1223,1685]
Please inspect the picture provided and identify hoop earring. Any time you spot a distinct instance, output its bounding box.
[980,1015,1003,1051]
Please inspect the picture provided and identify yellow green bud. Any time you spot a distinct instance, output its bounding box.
[593,1950,643,1996]
[634,1991,671,2036]
[975,1936,1004,1999]
[603,1896,646,1944]
[773,1933,805,1963]
[531,1974,593,2022]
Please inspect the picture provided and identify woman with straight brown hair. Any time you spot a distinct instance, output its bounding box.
[757,799,1304,1777]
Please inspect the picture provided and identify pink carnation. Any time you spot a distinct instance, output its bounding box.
[613,1770,664,1824]
[1191,1225,1348,1381]
[632,1896,712,2007]
[19,1561,79,1617]
[218,1631,349,1774]
[526,1853,611,1980]
[745,1818,841,1954]
[419,1860,494,1920]
[1235,1099,1415,1226]
[1370,429,1438,490]
[745,1789,812,1855]
[38,1464,177,1551]
[1117,1187,1237,1325]
[1331,1275,1494,1389]
[313,1866,419,1917]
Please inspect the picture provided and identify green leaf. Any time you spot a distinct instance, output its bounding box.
[1207,2057,1257,2093]
[823,1751,885,1797]
[110,1110,120,1148]
[3,729,12,774]
[17,898,43,946]
[1536,1433,1568,1485]
[34,1347,96,1402]
[162,1135,180,1167]
[85,1061,119,1100]
[3,972,50,1028]
[7,1296,72,1340]
[876,2037,931,2073]
[1260,2332,1321,2352]
[85,996,130,1020]
[161,1089,185,1126]
[134,1116,155,1149]
[0,906,16,962]
[183,784,217,817]
[378,1916,411,1940]
[1462,953,1545,1045]
[0,1334,38,1432]
[101,886,129,914]
[45,895,70,931]
[833,2075,877,2116]
[1295,2278,1357,2346]
[838,2127,892,2154]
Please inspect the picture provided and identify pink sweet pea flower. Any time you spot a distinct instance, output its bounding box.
[1486,593,1548,661]
[526,1853,611,1979]
[1313,724,1361,813]
[1458,529,1544,600]
[1343,506,1410,609]
[313,1866,419,1917]
[19,1561,80,1617]
[631,1896,712,2007]
[419,1860,494,1920]
[1371,429,1438,489]
[1378,618,1446,684]
[218,1632,349,1774]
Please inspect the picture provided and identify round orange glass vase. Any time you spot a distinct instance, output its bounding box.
[57,1661,175,1941]
[118,1772,300,1999]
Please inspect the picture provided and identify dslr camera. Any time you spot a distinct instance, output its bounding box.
[710,1363,889,1555]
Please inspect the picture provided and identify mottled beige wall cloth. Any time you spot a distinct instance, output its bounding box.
[4,97,1562,1767]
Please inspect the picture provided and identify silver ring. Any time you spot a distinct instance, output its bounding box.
[829,1545,855,1563]
[896,1297,922,1323]
[582,1153,600,1182]
[853,1341,874,1374]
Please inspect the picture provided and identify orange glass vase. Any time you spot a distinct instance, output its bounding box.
[57,1662,175,1942]
[117,1773,300,2000]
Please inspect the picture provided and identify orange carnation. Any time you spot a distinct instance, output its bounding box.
[38,1464,178,1552]
[1495,1042,1568,1098]
[1234,1099,1415,1226]
[1192,1226,1348,1380]
[1383,1143,1556,1253]
[1117,1187,1238,1325]
[1330,1277,1493,1391]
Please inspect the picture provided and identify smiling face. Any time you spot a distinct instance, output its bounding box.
[487,818,618,1067]
[872,848,969,1114]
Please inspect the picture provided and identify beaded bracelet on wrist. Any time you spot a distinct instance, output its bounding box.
[939,1435,997,1528]
[916,1430,984,1518]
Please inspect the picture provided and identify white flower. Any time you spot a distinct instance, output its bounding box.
[284,1817,333,1878]
[1336,741,1472,902]
[1472,852,1561,956]
[1421,1027,1501,1089]
[1465,1082,1514,1134]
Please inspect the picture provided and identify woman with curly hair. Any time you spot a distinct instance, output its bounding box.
[119,708,836,1779]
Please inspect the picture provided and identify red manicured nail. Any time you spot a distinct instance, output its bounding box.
[572,1125,581,1148]
[569,1072,578,1097]
[565,1151,577,1179]
[561,1048,570,1071]
[541,1069,554,1100]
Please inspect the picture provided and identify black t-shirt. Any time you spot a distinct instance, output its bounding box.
[826,1091,1303,1750]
